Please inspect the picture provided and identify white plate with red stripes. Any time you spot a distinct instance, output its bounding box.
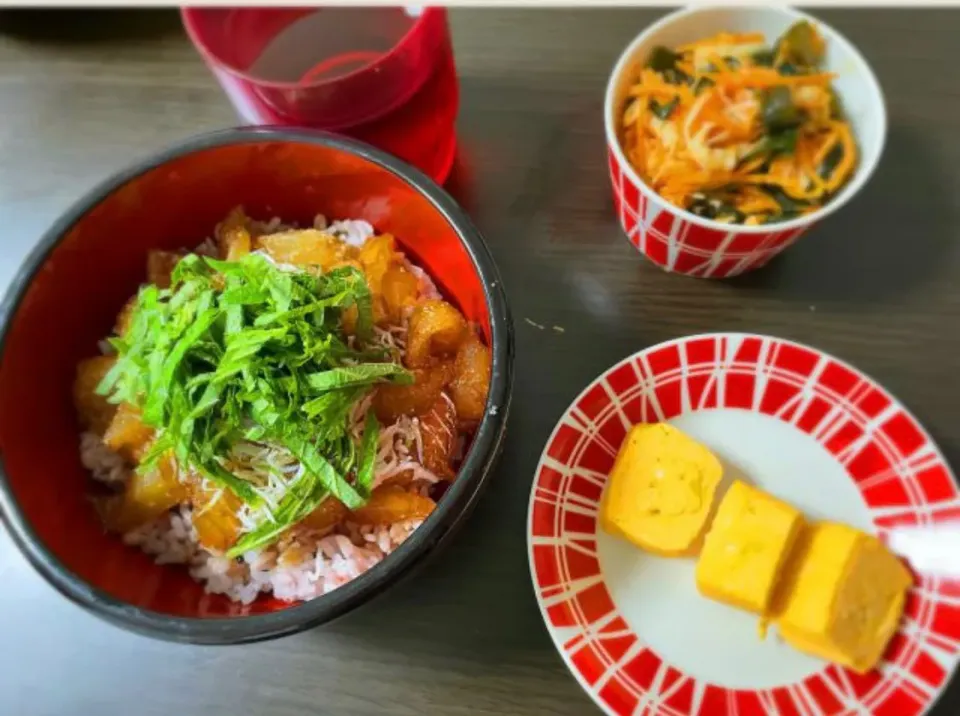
[527,333,960,716]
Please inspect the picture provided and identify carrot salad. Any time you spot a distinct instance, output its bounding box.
[620,22,858,226]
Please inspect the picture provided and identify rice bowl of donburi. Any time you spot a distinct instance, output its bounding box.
[77,207,489,605]
[0,128,513,643]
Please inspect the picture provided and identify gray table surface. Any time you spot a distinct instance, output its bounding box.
[1,8,959,716]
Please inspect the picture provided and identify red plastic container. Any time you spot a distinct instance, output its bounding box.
[182,7,459,184]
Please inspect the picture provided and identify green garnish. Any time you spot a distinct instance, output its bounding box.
[775,21,825,68]
[761,86,803,133]
[304,364,414,391]
[96,252,411,551]
[818,142,844,181]
[646,45,680,72]
[356,410,380,498]
[650,96,679,121]
[691,76,715,95]
[740,128,799,165]
[760,185,811,221]
[751,49,776,67]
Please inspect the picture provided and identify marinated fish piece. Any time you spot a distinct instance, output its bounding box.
[215,206,254,260]
[406,299,468,368]
[147,250,183,289]
[99,454,186,533]
[419,395,457,479]
[73,355,118,435]
[224,228,251,261]
[103,402,154,464]
[381,264,420,324]
[258,229,358,269]
[350,485,435,525]
[191,478,243,554]
[357,234,401,294]
[449,332,491,423]
[301,496,349,532]
[114,296,137,336]
[373,363,454,422]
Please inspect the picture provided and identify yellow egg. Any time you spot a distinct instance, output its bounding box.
[773,521,913,674]
[599,423,722,557]
[696,480,804,616]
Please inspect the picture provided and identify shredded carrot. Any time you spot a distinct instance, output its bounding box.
[824,122,857,192]
[710,54,733,73]
[676,32,765,53]
[705,68,838,89]
[619,21,858,225]
[629,85,685,98]
[736,187,782,214]
[737,156,767,175]
[812,134,837,167]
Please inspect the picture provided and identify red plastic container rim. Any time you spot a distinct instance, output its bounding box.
[180,6,444,92]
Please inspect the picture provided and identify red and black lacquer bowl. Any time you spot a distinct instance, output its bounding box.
[0,127,513,644]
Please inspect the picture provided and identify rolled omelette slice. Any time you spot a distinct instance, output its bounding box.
[696,480,805,616]
[773,521,914,674]
[599,423,722,557]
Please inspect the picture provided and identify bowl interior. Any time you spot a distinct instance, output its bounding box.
[0,137,490,618]
[606,6,886,232]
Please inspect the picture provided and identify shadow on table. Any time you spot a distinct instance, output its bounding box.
[444,153,480,218]
[450,73,612,224]
[0,9,183,44]
[729,124,957,305]
[448,74,675,361]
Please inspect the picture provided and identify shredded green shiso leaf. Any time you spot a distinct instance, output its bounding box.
[95,253,411,556]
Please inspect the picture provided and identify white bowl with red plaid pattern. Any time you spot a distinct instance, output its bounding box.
[604,7,886,278]
[527,334,960,716]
